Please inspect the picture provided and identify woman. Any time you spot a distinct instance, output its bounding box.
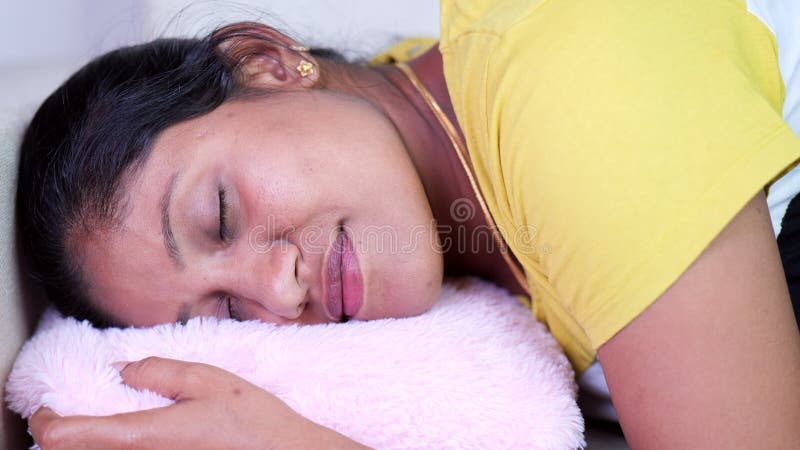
[16,1,800,448]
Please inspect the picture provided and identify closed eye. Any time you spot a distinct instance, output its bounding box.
[218,187,231,243]
[219,295,240,321]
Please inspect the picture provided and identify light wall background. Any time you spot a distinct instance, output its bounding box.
[0,0,440,114]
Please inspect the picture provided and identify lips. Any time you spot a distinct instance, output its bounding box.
[323,227,363,321]
[340,229,363,319]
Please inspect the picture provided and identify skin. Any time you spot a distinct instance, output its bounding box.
[30,24,800,449]
[81,91,443,327]
[76,30,525,329]
[599,191,800,448]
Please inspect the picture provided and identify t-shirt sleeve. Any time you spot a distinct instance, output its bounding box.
[486,1,800,350]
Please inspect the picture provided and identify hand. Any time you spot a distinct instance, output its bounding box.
[29,357,370,450]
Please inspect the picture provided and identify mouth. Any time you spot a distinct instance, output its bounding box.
[323,225,363,322]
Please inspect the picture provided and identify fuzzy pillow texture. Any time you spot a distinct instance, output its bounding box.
[5,278,584,449]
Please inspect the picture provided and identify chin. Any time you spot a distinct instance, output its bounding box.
[403,278,443,318]
[364,253,443,320]
[361,282,440,321]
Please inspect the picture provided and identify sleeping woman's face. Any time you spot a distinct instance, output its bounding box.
[77,90,443,327]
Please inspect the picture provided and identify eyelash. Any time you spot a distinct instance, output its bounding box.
[218,187,231,243]
[222,296,240,321]
[217,186,237,320]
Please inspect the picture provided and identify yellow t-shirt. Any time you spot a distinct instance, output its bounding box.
[439,0,800,374]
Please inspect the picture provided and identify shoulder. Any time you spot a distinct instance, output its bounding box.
[442,0,777,69]
[442,0,785,120]
[440,0,763,36]
[440,0,546,44]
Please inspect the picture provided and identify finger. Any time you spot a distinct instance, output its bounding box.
[30,405,191,450]
[29,407,61,446]
[29,406,139,450]
[118,357,230,400]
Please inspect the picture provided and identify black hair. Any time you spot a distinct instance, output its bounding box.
[15,23,343,327]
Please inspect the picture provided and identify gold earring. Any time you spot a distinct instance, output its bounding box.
[290,44,309,52]
[296,60,315,77]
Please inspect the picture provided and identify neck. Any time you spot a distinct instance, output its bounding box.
[320,47,527,296]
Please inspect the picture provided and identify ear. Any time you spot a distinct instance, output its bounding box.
[212,22,320,90]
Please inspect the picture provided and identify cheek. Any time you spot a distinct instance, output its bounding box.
[352,171,441,318]
[365,227,443,318]
[404,247,444,313]
[379,264,442,318]
[239,159,320,230]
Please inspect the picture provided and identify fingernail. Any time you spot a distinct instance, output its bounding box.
[111,361,131,371]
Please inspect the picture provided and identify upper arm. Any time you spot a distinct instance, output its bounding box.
[598,191,800,448]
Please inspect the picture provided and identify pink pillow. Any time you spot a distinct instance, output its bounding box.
[6,278,584,449]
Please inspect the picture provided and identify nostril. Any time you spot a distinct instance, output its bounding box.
[290,300,307,320]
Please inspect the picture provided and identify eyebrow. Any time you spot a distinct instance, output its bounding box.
[160,170,185,270]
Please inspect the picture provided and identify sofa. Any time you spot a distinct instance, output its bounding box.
[1,106,43,449]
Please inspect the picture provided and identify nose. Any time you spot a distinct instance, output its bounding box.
[234,239,306,320]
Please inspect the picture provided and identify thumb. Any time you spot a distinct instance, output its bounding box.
[115,357,227,401]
